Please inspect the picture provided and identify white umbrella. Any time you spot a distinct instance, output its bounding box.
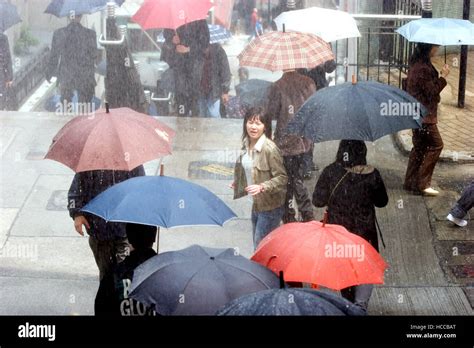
[274,7,361,42]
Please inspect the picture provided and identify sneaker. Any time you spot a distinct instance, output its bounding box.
[447,214,468,227]
[422,187,439,196]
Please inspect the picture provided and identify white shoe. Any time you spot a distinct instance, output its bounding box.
[447,214,468,227]
[422,187,439,196]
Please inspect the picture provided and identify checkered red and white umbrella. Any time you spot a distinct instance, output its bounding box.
[238,31,334,72]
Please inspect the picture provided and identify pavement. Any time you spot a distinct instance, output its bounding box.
[0,111,472,315]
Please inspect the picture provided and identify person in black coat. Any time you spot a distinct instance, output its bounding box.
[46,15,97,106]
[0,33,13,110]
[313,140,388,312]
[68,166,145,280]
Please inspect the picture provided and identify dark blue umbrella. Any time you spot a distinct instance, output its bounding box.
[216,288,367,316]
[235,78,272,109]
[286,80,428,143]
[129,245,281,315]
[0,1,21,32]
[81,176,237,228]
[45,0,124,18]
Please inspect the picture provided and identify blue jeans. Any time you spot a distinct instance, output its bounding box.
[251,206,284,250]
[198,97,221,118]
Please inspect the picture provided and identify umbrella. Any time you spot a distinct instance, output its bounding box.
[286,79,428,143]
[0,1,21,32]
[132,0,213,30]
[81,176,237,228]
[251,221,388,290]
[274,7,361,42]
[129,245,281,315]
[45,0,125,17]
[235,79,272,109]
[157,24,232,44]
[396,18,474,46]
[238,31,334,72]
[216,288,366,316]
[44,107,175,172]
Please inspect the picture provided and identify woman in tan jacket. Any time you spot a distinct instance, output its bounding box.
[233,107,288,249]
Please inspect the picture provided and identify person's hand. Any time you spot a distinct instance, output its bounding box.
[245,184,264,196]
[5,81,13,88]
[176,44,190,54]
[221,93,229,105]
[74,215,90,236]
[229,182,235,189]
[441,64,450,78]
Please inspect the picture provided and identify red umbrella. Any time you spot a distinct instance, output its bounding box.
[251,220,388,290]
[45,107,175,173]
[238,31,335,72]
[132,0,213,30]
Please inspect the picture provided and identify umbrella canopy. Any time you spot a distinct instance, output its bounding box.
[396,18,474,46]
[274,7,361,42]
[81,176,237,228]
[216,288,366,316]
[157,24,232,44]
[238,31,334,72]
[251,221,388,290]
[129,245,281,315]
[44,107,175,172]
[235,79,272,109]
[45,0,124,18]
[0,1,21,32]
[286,80,428,143]
[132,0,213,30]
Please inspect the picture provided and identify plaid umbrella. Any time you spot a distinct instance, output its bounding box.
[238,31,334,72]
[157,24,231,44]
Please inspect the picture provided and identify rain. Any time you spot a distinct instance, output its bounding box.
[0,0,473,344]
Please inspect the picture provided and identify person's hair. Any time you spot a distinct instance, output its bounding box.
[409,43,437,66]
[126,223,157,250]
[242,107,272,142]
[163,29,176,44]
[335,140,367,168]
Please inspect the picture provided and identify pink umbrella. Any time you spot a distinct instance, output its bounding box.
[45,107,175,172]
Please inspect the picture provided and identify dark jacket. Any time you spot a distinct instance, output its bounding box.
[197,43,231,101]
[46,22,97,90]
[0,33,13,92]
[313,163,388,250]
[266,71,316,156]
[95,248,157,316]
[406,60,447,124]
[67,167,145,241]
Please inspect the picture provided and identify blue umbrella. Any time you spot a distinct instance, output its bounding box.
[396,18,474,46]
[45,0,125,18]
[81,176,237,228]
[286,80,428,143]
[0,1,21,32]
[235,79,272,109]
[157,24,232,44]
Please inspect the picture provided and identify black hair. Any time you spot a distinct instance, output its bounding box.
[242,106,272,142]
[335,140,367,168]
[409,43,438,66]
[126,223,157,250]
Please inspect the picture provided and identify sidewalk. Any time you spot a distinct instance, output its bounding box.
[395,52,474,163]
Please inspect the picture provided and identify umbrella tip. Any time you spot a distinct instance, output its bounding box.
[105,102,110,113]
[159,164,164,176]
[282,23,285,33]
[279,271,285,289]
[322,211,329,227]
[352,74,357,85]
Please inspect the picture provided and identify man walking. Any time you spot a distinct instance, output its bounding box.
[0,32,13,110]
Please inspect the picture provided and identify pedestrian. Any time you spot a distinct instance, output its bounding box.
[266,69,316,223]
[233,107,287,249]
[403,43,450,196]
[95,223,157,316]
[226,67,249,119]
[447,181,473,227]
[197,43,231,118]
[300,59,337,91]
[312,140,389,312]
[0,32,13,110]
[251,8,259,36]
[45,14,97,108]
[68,167,145,281]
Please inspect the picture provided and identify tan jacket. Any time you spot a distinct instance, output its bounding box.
[234,135,287,212]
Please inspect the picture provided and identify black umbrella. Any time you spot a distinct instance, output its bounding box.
[0,1,21,32]
[235,79,272,109]
[286,79,428,143]
[129,245,281,315]
[44,0,124,18]
[216,288,367,316]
